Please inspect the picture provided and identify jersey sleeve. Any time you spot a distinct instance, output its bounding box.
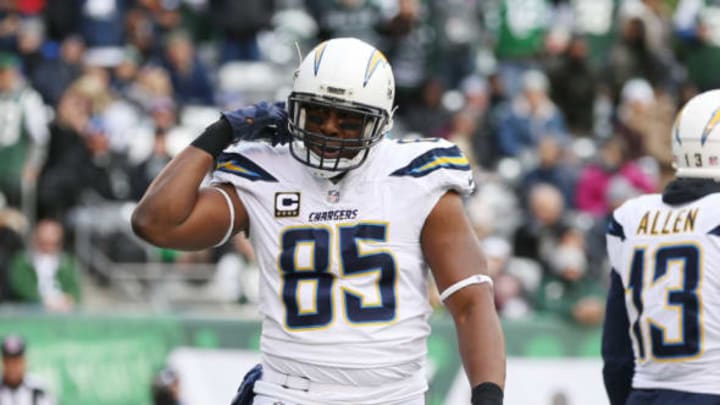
[602,269,634,405]
[388,139,475,197]
[606,206,628,275]
[386,139,475,231]
[603,201,635,404]
[209,143,280,191]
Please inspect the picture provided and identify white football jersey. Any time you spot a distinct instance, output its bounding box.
[211,138,473,373]
[607,193,720,395]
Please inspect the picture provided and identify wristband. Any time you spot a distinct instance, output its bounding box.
[191,116,233,159]
[471,382,503,405]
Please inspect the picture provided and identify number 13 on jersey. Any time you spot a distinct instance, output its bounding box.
[627,243,704,361]
[278,223,397,330]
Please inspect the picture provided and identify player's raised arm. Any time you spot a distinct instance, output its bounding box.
[131,102,289,250]
[421,191,506,405]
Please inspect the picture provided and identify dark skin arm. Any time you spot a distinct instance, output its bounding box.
[131,147,247,250]
[421,191,506,389]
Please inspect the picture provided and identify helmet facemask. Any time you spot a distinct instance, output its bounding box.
[286,37,396,179]
[287,92,389,177]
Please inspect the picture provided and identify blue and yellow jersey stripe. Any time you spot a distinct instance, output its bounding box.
[215,152,278,182]
[390,146,470,177]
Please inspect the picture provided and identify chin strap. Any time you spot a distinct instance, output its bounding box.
[328,171,348,183]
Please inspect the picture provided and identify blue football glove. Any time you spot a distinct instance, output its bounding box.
[222,101,291,146]
[229,363,262,405]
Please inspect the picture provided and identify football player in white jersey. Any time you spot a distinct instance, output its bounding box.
[603,89,720,405]
[132,37,506,405]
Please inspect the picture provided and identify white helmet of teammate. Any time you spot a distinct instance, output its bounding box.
[287,37,395,178]
[672,89,720,180]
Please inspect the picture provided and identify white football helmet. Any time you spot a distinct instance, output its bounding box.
[672,89,720,180]
[287,37,395,178]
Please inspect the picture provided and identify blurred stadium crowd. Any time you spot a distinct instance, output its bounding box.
[0,0,716,326]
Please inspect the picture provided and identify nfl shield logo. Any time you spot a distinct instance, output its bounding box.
[710,156,718,166]
[327,190,340,203]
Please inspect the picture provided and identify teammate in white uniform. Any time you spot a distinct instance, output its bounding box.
[132,37,505,405]
[603,90,720,405]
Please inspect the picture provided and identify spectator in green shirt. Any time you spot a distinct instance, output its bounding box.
[535,241,606,326]
[8,218,81,312]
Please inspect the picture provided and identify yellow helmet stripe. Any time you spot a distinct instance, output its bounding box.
[701,106,720,146]
[313,41,329,76]
[363,50,387,87]
[673,106,685,146]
